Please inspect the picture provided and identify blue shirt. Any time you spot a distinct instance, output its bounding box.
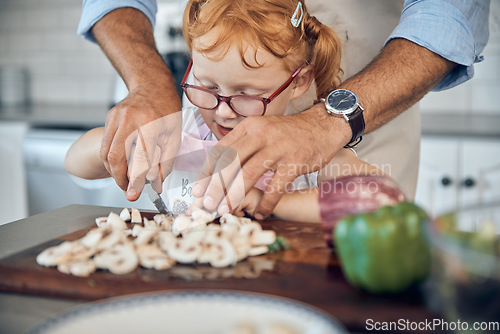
[387,0,490,91]
[77,0,490,91]
[77,0,158,43]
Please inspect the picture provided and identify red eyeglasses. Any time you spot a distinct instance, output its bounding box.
[180,60,302,117]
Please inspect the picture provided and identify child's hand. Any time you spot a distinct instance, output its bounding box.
[234,188,264,218]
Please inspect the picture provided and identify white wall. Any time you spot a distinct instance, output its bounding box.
[0,0,115,106]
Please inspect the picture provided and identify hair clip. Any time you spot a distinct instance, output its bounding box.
[290,1,304,28]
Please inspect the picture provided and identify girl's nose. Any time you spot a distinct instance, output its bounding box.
[215,100,239,119]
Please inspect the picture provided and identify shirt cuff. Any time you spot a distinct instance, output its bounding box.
[77,0,157,43]
[386,0,485,91]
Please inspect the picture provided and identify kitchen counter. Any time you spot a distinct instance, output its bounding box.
[0,205,114,333]
[0,103,107,129]
[421,113,500,138]
[0,205,438,334]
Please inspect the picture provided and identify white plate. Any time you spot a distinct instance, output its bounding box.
[28,291,347,334]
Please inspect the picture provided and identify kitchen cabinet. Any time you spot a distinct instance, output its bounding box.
[415,136,500,216]
[0,121,28,225]
[23,128,156,216]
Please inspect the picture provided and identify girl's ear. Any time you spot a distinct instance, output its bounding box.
[291,65,315,100]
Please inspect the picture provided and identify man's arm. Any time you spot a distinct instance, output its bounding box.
[92,8,174,98]
[390,0,490,91]
[91,8,182,200]
[338,38,456,134]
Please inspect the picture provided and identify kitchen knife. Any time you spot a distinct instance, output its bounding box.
[144,181,175,221]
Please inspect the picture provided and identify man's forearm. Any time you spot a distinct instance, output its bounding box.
[92,7,180,107]
[339,38,457,133]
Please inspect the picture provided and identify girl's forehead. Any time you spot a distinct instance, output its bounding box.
[192,29,282,69]
[191,47,290,91]
[191,48,285,81]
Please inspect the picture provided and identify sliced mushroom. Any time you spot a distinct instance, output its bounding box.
[251,230,277,246]
[95,216,107,227]
[238,222,262,238]
[131,225,144,237]
[239,217,252,225]
[191,207,216,224]
[158,231,176,252]
[221,223,239,238]
[36,241,77,267]
[206,223,222,230]
[67,241,98,261]
[106,212,127,230]
[131,207,142,223]
[153,214,173,230]
[143,217,159,231]
[80,227,106,249]
[93,243,138,275]
[203,228,226,245]
[172,215,192,236]
[182,229,207,244]
[248,245,269,256]
[197,241,217,264]
[37,207,286,275]
[57,259,97,277]
[136,244,175,270]
[119,208,131,222]
[220,213,241,226]
[134,229,158,246]
[95,228,126,251]
[231,234,252,262]
[209,238,237,268]
[181,223,210,238]
[167,238,202,264]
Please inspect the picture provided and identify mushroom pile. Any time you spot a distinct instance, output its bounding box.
[36,207,279,277]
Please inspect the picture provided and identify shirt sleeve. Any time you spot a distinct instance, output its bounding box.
[386,0,490,91]
[77,0,158,43]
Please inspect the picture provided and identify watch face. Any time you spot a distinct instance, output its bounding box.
[327,89,358,114]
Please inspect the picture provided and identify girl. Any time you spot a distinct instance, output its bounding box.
[65,0,383,221]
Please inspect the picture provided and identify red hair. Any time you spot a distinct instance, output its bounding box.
[183,0,342,99]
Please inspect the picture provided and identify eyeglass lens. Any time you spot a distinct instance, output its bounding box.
[184,86,265,116]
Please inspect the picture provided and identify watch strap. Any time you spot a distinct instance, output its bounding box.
[344,107,365,148]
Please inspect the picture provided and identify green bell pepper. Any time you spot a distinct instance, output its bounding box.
[334,201,431,293]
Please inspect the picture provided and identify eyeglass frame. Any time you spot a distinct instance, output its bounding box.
[180,59,303,117]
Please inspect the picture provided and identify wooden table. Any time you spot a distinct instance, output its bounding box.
[0,205,438,333]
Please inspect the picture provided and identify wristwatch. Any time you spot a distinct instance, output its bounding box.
[321,89,365,148]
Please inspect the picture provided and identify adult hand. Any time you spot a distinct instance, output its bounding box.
[102,88,182,201]
[91,7,183,201]
[193,105,351,219]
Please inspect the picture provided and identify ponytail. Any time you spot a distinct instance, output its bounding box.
[302,12,343,99]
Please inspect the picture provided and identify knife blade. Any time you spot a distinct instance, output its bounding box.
[144,181,175,220]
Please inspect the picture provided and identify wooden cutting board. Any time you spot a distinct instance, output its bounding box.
[0,211,437,331]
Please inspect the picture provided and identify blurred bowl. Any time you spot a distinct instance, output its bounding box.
[427,202,500,332]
